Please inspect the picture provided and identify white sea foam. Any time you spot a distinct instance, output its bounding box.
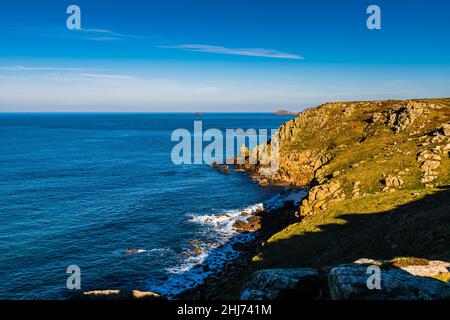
[147,188,306,298]
[116,249,148,254]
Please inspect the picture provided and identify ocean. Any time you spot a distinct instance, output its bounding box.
[0,113,297,299]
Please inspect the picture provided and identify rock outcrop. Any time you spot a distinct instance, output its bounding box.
[329,259,450,300]
[202,98,450,301]
[241,258,450,300]
[240,268,321,300]
[79,290,165,300]
[372,101,429,134]
[227,98,450,301]
[218,165,230,174]
[382,175,404,192]
[442,123,450,136]
[418,150,441,184]
[233,216,262,233]
[299,180,344,216]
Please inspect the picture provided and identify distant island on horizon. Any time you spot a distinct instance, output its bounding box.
[273,109,301,116]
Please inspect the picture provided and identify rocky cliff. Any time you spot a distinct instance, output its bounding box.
[252,98,450,217]
[229,98,450,299]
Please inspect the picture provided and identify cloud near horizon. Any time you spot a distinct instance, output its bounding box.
[0,65,85,72]
[3,26,142,42]
[158,44,303,60]
[79,28,143,41]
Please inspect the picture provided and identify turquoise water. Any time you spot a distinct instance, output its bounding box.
[0,113,294,299]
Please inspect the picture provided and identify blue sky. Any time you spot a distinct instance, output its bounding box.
[0,0,449,112]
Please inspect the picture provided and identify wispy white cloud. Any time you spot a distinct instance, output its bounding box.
[78,73,135,80]
[78,28,143,41]
[0,65,135,82]
[158,44,303,60]
[84,36,122,41]
[3,26,142,42]
[0,65,85,72]
[81,28,112,34]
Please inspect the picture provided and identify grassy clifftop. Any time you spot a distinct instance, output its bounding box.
[245,98,450,290]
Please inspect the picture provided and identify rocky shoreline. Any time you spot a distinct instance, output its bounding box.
[175,194,301,300]
[80,98,450,300]
[183,98,450,300]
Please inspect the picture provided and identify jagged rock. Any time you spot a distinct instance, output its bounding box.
[341,106,354,118]
[259,179,269,187]
[210,162,220,168]
[240,268,320,300]
[417,150,438,162]
[384,176,404,188]
[372,112,386,124]
[443,143,450,152]
[81,290,165,300]
[299,181,343,216]
[420,160,440,172]
[192,247,203,254]
[260,148,333,187]
[332,170,342,177]
[431,134,445,144]
[417,150,442,184]
[218,165,230,174]
[329,259,450,300]
[233,216,261,233]
[421,175,437,184]
[373,101,428,134]
[240,144,250,157]
[352,181,361,199]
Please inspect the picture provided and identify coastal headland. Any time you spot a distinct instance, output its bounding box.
[189,97,450,299]
[81,98,450,300]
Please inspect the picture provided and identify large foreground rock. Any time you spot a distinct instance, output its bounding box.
[79,289,165,300]
[241,268,321,300]
[329,259,450,300]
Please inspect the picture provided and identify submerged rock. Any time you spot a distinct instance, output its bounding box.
[240,268,321,300]
[218,165,230,174]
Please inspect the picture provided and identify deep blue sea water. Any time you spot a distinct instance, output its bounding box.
[0,113,295,299]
